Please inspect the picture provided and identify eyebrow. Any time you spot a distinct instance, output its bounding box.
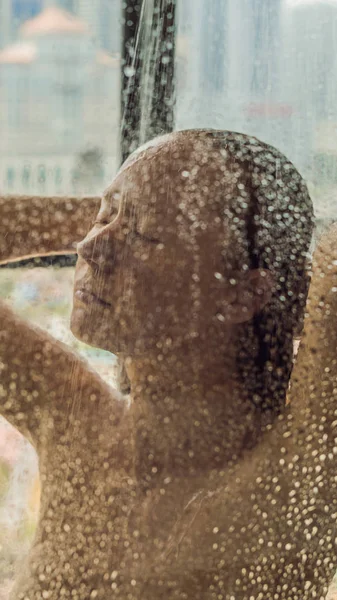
[101,192,120,211]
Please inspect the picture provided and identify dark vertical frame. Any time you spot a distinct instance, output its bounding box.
[121,0,144,163]
[120,0,176,164]
[147,0,176,139]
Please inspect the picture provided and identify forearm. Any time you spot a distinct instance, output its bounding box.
[0,195,100,265]
[290,224,337,425]
[0,301,126,456]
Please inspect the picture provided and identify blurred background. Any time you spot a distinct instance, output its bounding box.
[0,265,118,599]
[1,0,337,597]
[0,0,336,219]
[0,0,121,196]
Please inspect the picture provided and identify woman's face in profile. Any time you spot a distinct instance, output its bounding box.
[70,144,244,355]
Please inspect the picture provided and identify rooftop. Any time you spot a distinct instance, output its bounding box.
[0,42,37,64]
[20,6,88,37]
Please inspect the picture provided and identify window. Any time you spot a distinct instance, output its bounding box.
[0,2,337,599]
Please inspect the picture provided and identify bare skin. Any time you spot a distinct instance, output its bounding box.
[0,130,336,599]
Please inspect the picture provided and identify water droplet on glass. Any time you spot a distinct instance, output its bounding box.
[124,66,136,78]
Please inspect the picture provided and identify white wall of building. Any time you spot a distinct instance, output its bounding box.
[0,0,12,48]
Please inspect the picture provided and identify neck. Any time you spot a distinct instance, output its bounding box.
[126,338,261,489]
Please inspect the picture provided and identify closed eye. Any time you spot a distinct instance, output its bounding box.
[93,219,109,226]
[91,217,161,244]
[134,231,161,244]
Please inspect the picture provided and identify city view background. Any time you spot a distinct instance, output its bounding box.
[0,0,336,221]
[0,0,121,195]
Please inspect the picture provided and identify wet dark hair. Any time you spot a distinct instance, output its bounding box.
[201,130,314,418]
[118,130,314,418]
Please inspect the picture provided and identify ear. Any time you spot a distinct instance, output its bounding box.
[224,269,274,325]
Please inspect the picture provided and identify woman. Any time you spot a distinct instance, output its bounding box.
[0,129,335,599]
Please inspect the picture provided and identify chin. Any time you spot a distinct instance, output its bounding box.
[70,307,129,355]
[70,299,161,357]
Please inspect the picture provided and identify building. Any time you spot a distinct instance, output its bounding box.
[176,0,284,140]
[72,0,120,52]
[0,0,14,48]
[176,0,230,129]
[0,5,120,194]
[0,0,120,51]
[282,0,337,176]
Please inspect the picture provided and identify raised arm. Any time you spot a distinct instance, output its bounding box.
[0,300,125,456]
[159,230,337,596]
[0,195,100,264]
[289,223,337,425]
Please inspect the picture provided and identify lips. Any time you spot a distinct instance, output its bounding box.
[75,289,111,308]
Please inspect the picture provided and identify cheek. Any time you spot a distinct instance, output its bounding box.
[73,256,90,282]
[143,255,194,320]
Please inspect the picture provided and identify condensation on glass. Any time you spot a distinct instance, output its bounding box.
[0,1,336,600]
[176,0,337,225]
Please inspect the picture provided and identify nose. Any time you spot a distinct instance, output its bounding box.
[77,227,116,271]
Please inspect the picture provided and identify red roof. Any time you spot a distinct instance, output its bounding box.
[21,6,88,37]
[0,42,37,64]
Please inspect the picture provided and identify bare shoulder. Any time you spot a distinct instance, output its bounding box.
[312,222,337,277]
